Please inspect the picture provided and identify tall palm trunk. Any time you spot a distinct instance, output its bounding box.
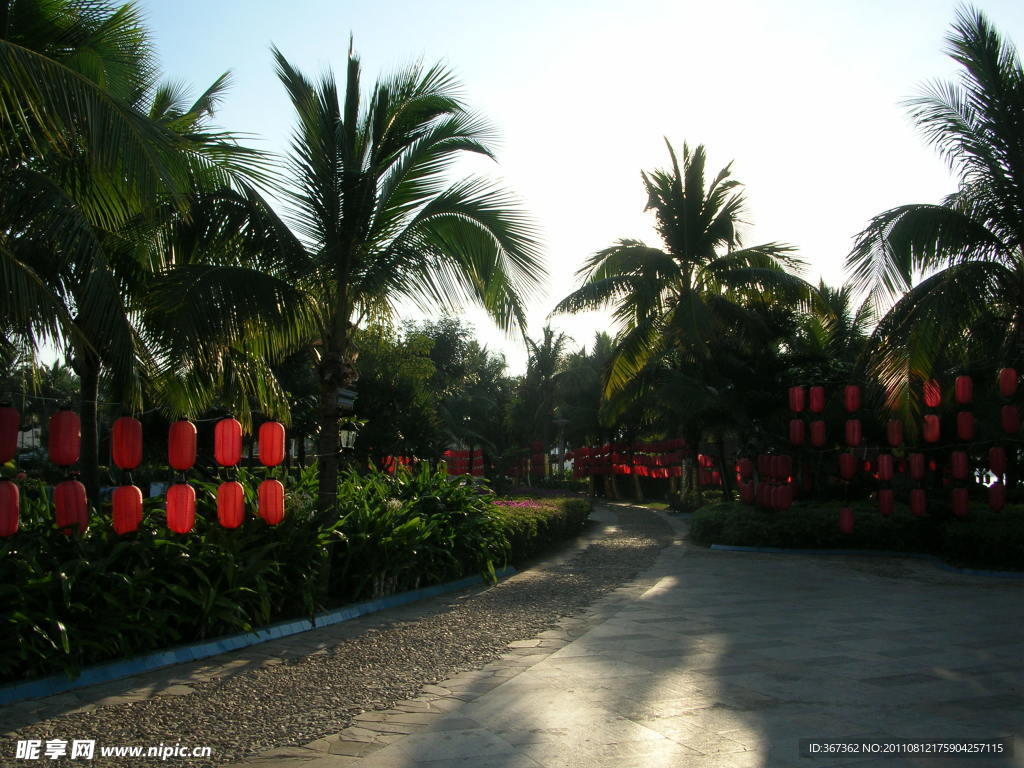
[72,343,101,503]
[316,324,357,522]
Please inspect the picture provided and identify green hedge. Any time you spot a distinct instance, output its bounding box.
[689,500,1024,571]
[0,466,590,684]
[494,497,591,562]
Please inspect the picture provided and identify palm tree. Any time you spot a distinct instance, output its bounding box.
[847,6,1024,413]
[555,141,808,503]
[272,44,544,518]
[1,1,304,498]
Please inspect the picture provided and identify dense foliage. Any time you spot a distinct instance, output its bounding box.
[690,500,1024,570]
[0,465,589,683]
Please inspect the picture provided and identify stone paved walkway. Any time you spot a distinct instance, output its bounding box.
[230,509,1023,768]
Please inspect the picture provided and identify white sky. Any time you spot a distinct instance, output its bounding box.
[140,0,1024,374]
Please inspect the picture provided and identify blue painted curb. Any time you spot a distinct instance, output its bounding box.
[708,544,1024,579]
[0,566,516,707]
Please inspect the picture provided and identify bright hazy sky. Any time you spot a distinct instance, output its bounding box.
[140,0,1024,374]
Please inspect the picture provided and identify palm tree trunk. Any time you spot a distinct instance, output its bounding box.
[315,324,357,523]
[73,348,101,503]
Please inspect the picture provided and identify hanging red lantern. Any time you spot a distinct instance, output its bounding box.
[258,422,286,467]
[923,379,942,408]
[54,479,88,534]
[910,488,927,517]
[1001,405,1020,434]
[952,488,969,518]
[214,418,243,467]
[989,446,1007,477]
[844,419,862,447]
[954,375,973,404]
[788,386,805,413]
[112,485,143,535]
[909,453,926,480]
[951,451,969,480]
[258,479,285,525]
[788,419,805,446]
[738,458,754,479]
[756,454,770,476]
[886,418,903,447]
[48,410,81,466]
[923,414,941,443]
[988,481,1006,512]
[877,453,894,482]
[879,489,894,517]
[809,386,825,413]
[998,367,1018,398]
[839,452,857,480]
[810,420,826,447]
[0,405,19,464]
[839,507,854,534]
[739,480,755,504]
[843,385,861,412]
[774,484,793,511]
[168,420,197,471]
[0,480,19,537]
[956,411,974,441]
[217,481,245,529]
[774,454,793,481]
[166,483,195,534]
[111,416,143,471]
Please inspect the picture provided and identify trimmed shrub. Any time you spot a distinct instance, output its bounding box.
[689,500,1024,570]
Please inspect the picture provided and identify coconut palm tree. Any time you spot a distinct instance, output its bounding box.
[555,141,808,501]
[847,6,1024,413]
[271,44,544,518]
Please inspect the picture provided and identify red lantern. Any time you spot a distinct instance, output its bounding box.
[951,451,969,480]
[909,453,926,480]
[111,416,142,471]
[989,446,1007,477]
[48,410,81,466]
[214,418,243,467]
[843,385,861,413]
[258,422,286,467]
[910,488,927,517]
[168,420,197,471]
[999,367,1018,398]
[1002,405,1020,434]
[788,386,805,413]
[738,458,754,479]
[739,480,755,504]
[0,405,19,464]
[788,419,805,446]
[54,479,88,534]
[166,483,195,534]
[988,482,1006,512]
[757,454,770,476]
[839,507,854,534]
[877,453,894,482]
[774,454,793,481]
[839,452,857,480]
[923,414,940,443]
[0,480,19,537]
[112,485,143,535]
[810,420,826,447]
[217,481,245,529]
[809,386,825,413]
[952,488,969,518]
[844,419,862,447]
[886,418,903,448]
[879,488,894,517]
[954,375,973,404]
[258,479,285,525]
[956,411,974,441]
[774,484,793,511]
[923,379,942,408]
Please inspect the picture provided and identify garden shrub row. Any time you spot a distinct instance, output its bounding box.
[0,465,590,684]
[689,500,1024,570]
